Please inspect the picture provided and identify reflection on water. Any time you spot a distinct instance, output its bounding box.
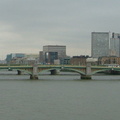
[0,71,120,120]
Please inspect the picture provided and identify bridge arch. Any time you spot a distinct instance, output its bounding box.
[60,68,85,75]
[91,68,120,75]
[16,69,33,75]
[38,68,61,74]
[37,67,86,75]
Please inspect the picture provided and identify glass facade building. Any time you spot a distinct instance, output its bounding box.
[6,53,25,63]
[45,52,58,64]
[110,33,120,57]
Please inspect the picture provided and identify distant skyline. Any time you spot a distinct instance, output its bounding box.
[0,0,120,59]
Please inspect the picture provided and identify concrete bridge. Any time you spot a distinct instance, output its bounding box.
[0,63,120,79]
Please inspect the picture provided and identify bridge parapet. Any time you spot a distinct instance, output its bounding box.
[1,64,120,80]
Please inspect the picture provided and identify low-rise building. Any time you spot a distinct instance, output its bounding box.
[6,53,25,64]
[70,55,90,66]
[6,53,39,65]
[98,56,120,65]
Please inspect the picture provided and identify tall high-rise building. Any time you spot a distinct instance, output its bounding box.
[110,33,120,57]
[91,32,110,58]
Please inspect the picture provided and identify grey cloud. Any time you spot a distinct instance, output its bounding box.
[0,0,120,59]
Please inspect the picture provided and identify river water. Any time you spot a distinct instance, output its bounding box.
[0,71,120,120]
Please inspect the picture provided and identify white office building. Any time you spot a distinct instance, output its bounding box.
[91,32,110,58]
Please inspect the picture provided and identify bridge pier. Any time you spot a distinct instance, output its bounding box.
[81,75,92,79]
[30,64,38,80]
[30,75,38,79]
[17,70,22,75]
[50,69,60,75]
[81,61,92,80]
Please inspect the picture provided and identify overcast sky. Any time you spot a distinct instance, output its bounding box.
[0,0,120,59]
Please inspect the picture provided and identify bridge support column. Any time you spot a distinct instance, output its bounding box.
[81,75,92,79]
[81,61,92,80]
[51,69,60,75]
[86,62,91,75]
[17,70,22,75]
[30,75,38,79]
[30,64,38,80]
